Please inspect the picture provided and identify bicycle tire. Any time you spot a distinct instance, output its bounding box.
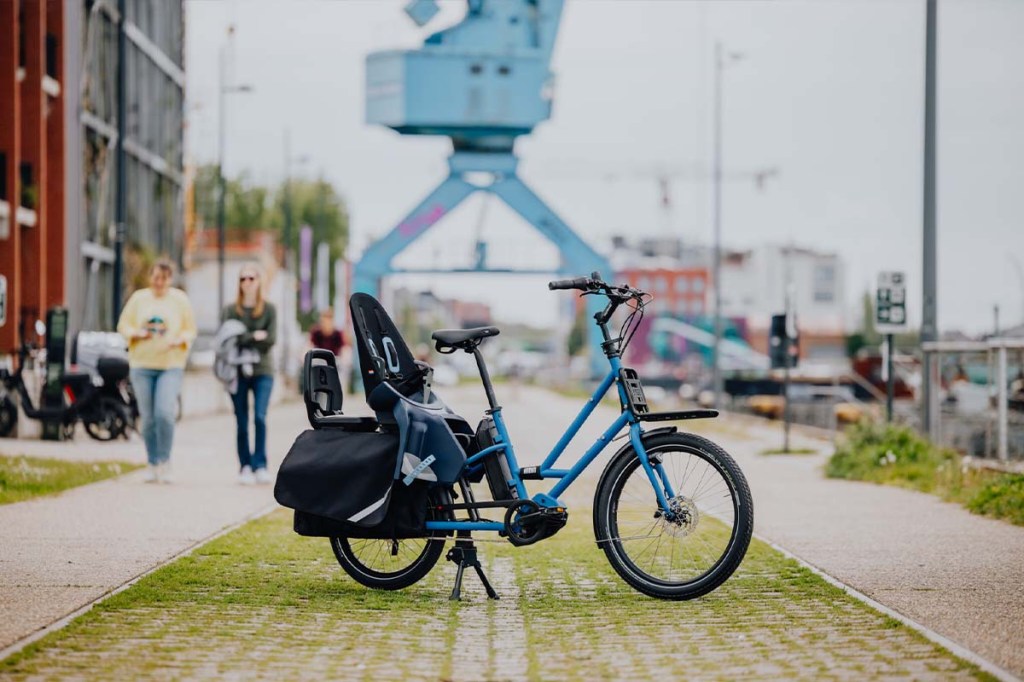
[593,431,753,600]
[330,489,448,591]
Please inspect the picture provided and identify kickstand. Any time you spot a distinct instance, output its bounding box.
[446,531,499,601]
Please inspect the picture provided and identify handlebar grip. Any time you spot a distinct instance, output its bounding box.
[548,277,592,291]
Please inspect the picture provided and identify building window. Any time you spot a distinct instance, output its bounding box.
[692,278,705,294]
[675,277,689,294]
[637,276,651,292]
[655,276,668,294]
[813,263,836,303]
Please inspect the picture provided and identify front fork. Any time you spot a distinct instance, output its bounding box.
[628,424,678,519]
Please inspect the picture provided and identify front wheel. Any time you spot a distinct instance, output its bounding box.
[593,431,753,600]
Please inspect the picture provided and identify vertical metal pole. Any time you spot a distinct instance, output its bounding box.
[993,304,1000,337]
[711,41,723,409]
[216,43,227,317]
[997,344,1008,461]
[921,0,939,438]
[281,130,292,381]
[783,341,791,453]
[886,333,894,423]
[112,0,127,324]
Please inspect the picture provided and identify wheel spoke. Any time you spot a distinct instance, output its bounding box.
[608,444,741,586]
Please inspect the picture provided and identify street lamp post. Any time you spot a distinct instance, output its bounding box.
[216,26,253,316]
[711,41,724,409]
[280,130,310,384]
[711,42,745,409]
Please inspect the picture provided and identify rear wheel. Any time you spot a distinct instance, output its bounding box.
[330,488,449,590]
[84,397,131,441]
[594,432,753,600]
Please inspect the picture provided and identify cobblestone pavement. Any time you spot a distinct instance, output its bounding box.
[0,377,305,652]
[0,382,1019,680]
[0,511,988,681]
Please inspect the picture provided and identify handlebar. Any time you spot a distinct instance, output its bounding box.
[548,276,593,291]
[547,272,647,302]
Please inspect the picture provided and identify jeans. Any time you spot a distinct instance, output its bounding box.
[129,367,184,466]
[232,374,274,471]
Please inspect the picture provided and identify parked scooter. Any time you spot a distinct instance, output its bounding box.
[0,321,136,441]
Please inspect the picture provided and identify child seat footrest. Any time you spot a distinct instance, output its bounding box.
[638,410,719,422]
[314,415,380,431]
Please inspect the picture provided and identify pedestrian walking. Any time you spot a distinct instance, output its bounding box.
[221,264,277,485]
[116,259,196,483]
[309,307,350,389]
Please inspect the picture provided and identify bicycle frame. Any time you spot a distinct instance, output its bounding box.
[424,354,674,534]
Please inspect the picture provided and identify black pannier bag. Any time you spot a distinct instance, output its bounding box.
[275,429,401,529]
[293,481,431,539]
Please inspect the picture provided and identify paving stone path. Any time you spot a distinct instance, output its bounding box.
[0,382,1020,680]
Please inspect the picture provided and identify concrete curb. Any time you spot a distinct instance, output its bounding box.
[758,533,1020,682]
[0,502,281,663]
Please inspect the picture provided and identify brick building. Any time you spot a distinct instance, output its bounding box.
[0,0,66,352]
[0,0,185,355]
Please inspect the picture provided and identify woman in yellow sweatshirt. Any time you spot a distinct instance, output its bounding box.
[116,259,196,483]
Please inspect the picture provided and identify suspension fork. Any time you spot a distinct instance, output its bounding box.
[627,424,676,515]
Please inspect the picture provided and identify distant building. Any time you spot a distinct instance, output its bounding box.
[616,267,709,318]
[609,236,848,362]
[390,287,493,343]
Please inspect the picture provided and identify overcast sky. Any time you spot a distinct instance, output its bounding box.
[185,0,1024,334]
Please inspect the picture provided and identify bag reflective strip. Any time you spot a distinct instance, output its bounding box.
[348,491,390,523]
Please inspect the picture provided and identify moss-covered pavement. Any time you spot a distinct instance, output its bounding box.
[0,509,991,681]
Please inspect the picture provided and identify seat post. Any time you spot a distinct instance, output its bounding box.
[471,347,500,411]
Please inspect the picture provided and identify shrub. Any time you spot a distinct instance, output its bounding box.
[967,474,1024,526]
[826,420,959,494]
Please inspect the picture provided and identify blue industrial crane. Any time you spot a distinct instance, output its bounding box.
[354,0,612,376]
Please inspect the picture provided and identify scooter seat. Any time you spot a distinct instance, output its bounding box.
[62,372,93,393]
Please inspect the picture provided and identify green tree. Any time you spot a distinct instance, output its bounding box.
[192,164,278,231]
[567,304,588,357]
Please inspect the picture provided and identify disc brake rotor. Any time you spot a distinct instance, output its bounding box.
[661,495,700,538]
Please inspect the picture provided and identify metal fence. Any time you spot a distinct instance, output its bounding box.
[919,339,1024,462]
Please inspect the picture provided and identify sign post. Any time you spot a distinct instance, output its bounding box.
[876,271,908,423]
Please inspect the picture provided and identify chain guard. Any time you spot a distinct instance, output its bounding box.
[504,500,569,547]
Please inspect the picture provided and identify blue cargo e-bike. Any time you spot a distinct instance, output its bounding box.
[286,274,753,601]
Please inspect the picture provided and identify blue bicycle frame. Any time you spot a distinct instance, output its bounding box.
[424,354,675,534]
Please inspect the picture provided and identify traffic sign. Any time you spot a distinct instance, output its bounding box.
[876,271,907,334]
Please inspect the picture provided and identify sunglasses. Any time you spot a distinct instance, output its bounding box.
[239,276,257,282]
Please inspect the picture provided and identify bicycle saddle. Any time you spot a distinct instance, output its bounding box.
[431,327,500,351]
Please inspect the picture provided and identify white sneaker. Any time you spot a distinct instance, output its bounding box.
[143,465,158,483]
[254,468,272,485]
[238,466,255,485]
[157,462,173,484]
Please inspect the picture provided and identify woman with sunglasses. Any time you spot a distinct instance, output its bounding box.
[221,264,277,485]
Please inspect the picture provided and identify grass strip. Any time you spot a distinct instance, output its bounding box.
[827,421,1024,525]
[1,509,992,681]
[761,447,817,455]
[0,455,143,505]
